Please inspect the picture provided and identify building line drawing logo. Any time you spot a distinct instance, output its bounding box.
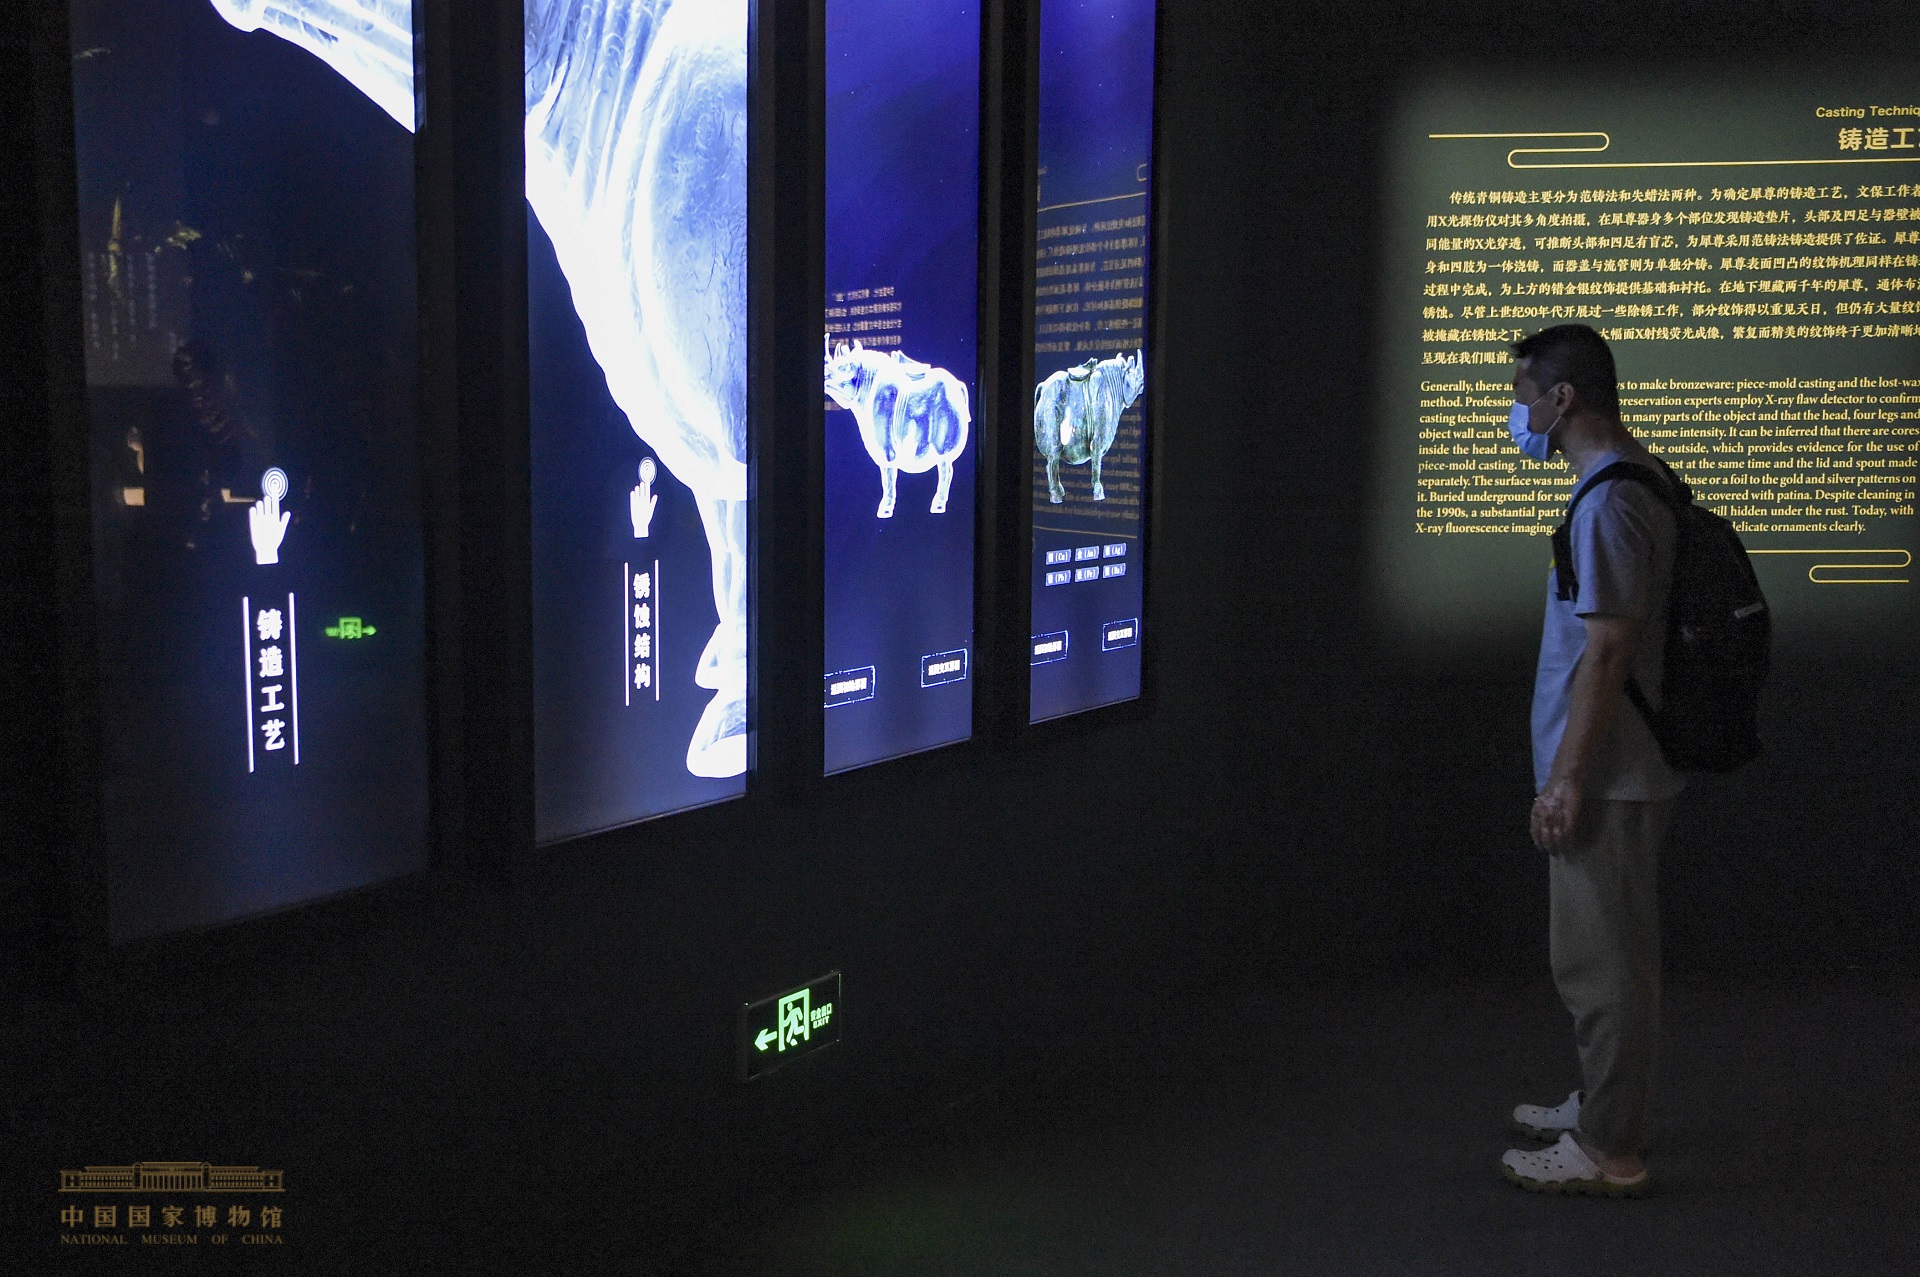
[60,1162,285,1192]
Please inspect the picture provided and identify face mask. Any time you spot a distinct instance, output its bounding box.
[1507,390,1563,462]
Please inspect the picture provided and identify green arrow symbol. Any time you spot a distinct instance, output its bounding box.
[755,1028,777,1052]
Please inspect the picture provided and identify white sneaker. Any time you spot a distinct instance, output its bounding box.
[1511,1089,1581,1141]
[1501,1132,1649,1197]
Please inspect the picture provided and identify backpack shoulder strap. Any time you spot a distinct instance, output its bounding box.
[1552,461,1663,601]
[1568,459,1669,516]
[1552,454,1688,730]
[1642,452,1694,505]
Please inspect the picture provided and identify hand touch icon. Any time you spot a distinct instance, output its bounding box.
[631,458,659,538]
[250,468,290,565]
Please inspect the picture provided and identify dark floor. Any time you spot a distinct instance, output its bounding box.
[12,908,1914,1277]
[709,978,1918,1277]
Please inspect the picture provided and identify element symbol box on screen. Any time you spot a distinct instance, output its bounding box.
[920,650,970,688]
[824,668,878,708]
[1031,633,1071,664]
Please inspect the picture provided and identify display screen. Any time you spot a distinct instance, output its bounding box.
[68,0,427,940]
[822,1,980,773]
[1378,72,1920,640]
[528,1,750,841]
[1029,0,1155,723]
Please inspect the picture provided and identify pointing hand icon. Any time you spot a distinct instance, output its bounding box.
[631,457,659,538]
[250,468,290,565]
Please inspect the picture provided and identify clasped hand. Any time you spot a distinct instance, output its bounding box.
[1530,775,1584,854]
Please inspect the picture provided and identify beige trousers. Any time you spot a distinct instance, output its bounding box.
[1549,797,1674,1159]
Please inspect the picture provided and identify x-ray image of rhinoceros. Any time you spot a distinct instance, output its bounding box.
[210,0,751,780]
[824,338,971,518]
[1034,349,1145,504]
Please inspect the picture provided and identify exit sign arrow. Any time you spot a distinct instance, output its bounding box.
[755,1028,777,1052]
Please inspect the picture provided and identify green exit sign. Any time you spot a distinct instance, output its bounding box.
[739,971,840,1081]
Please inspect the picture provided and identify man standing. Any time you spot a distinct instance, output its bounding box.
[1498,325,1682,1197]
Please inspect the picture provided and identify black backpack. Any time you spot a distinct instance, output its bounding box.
[1552,455,1771,773]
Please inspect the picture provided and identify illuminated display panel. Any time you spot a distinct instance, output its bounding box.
[68,0,427,940]
[528,1,749,841]
[1378,72,1920,639]
[822,1,981,773]
[1029,0,1155,723]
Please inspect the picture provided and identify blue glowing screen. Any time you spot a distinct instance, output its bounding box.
[68,0,427,940]
[527,1,750,841]
[1029,0,1154,723]
[823,1,981,773]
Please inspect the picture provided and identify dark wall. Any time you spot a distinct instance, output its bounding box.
[1150,0,1920,985]
[8,0,99,992]
[11,0,1918,1257]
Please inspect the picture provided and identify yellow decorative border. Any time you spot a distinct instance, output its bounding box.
[1038,191,1147,213]
[1749,548,1912,584]
[1429,131,1920,172]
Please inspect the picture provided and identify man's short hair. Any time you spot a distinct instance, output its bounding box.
[1511,324,1619,418]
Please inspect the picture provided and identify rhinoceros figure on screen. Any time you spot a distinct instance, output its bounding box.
[823,337,971,519]
[1033,349,1145,504]
[210,0,752,780]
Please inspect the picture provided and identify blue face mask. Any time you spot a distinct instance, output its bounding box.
[1507,390,1563,462]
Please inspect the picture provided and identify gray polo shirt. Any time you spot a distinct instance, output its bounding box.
[1531,444,1685,801]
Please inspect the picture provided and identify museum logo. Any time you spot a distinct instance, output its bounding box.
[56,1161,287,1248]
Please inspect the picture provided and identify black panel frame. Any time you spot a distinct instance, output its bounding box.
[417,0,535,878]
[1018,0,1169,740]
[816,0,1015,784]
[975,0,1040,750]
[20,0,108,986]
[748,0,828,807]
[23,0,508,966]
[17,0,1110,962]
